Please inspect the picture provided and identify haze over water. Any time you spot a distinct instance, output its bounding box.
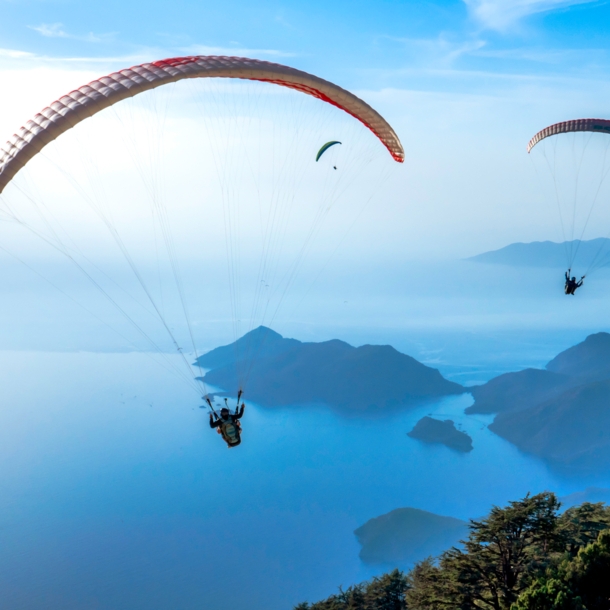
[2,261,609,610]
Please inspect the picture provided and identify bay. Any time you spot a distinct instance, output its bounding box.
[0,348,606,609]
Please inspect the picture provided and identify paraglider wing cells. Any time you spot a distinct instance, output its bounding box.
[527,118,610,153]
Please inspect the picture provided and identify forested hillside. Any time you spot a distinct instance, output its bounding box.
[295,492,610,610]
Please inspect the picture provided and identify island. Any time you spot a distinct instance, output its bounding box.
[196,326,464,413]
[407,417,473,452]
[354,507,468,566]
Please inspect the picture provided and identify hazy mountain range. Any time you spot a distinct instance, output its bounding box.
[196,326,464,413]
[467,238,610,268]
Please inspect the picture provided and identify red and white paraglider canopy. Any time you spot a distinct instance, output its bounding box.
[527,118,610,153]
[0,55,404,194]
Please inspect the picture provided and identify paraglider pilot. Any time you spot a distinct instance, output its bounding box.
[208,393,245,448]
[565,269,585,295]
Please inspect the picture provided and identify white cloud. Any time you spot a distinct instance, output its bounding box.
[474,46,578,62]
[0,48,35,59]
[383,34,486,68]
[464,0,598,30]
[0,42,295,72]
[30,23,68,38]
[181,44,296,58]
[29,23,113,43]
[0,47,162,69]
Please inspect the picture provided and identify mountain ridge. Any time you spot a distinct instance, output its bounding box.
[467,238,610,268]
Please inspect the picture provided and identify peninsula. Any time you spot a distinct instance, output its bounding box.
[469,332,610,474]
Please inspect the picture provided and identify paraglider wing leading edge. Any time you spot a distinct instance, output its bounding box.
[0,55,404,194]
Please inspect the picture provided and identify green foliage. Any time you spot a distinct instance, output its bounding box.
[511,577,580,610]
[405,492,563,610]
[297,493,610,610]
[512,528,610,610]
[558,503,610,557]
[563,528,610,610]
[404,558,446,610]
[364,570,409,610]
[294,569,408,610]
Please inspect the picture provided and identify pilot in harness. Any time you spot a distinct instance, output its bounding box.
[207,390,245,448]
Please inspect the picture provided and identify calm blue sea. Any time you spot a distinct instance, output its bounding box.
[0,343,607,610]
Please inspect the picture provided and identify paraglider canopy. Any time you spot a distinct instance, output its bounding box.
[527,118,610,153]
[316,141,341,162]
[0,55,404,405]
[527,117,610,276]
[0,56,404,194]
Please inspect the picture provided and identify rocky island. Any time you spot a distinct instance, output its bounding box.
[354,507,467,567]
[407,417,473,452]
[196,326,464,413]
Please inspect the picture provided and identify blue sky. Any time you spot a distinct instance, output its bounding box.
[3,0,610,88]
[3,0,610,262]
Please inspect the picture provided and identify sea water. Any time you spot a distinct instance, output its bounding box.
[0,347,607,610]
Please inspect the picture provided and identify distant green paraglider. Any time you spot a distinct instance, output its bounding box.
[315,140,341,162]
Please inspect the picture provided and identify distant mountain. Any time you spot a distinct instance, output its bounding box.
[196,326,464,413]
[472,332,610,475]
[407,417,473,452]
[354,507,467,566]
[467,238,610,268]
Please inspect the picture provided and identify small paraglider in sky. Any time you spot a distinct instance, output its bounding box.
[315,140,341,162]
